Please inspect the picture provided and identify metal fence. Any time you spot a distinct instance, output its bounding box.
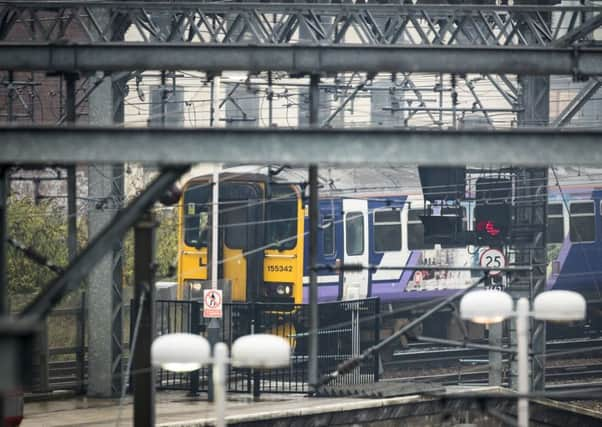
[144,298,381,394]
[29,294,132,395]
[30,293,88,394]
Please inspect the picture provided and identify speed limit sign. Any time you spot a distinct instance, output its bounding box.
[479,248,506,276]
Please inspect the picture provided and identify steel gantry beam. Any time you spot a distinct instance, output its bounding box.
[3,126,602,166]
[1,2,601,47]
[2,43,602,76]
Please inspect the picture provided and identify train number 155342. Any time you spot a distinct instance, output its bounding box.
[267,265,293,273]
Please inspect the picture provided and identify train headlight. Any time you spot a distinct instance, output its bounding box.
[266,283,293,297]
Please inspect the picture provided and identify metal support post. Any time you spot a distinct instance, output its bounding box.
[37,319,49,392]
[308,165,319,390]
[252,369,260,401]
[65,73,78,263]
[213,343,228,427]
[308,73,320,391]
[516,298,530,427]
[512,1,550,391]
[511,167,548,393]
[0,167,8,316]
[211,167,219,291]
[488,322,503,386]
[267,71,273,127]
[514,72,549,392]
[207,164,221,401]
[207,318,220,402]
[0,166,8,423]
[374,300,380,382]
[111,74,126,398]
[252,303,260,401]
[309,75,320,126]
[438,73,443,129]
[132,211,156,427]
[86,71,116,397]
[188,300,200,397]
[160,71,167,128]
[76,292,86,394]
[209,77,215,127]
[451,74,458,129]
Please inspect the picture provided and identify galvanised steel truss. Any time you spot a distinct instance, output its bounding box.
[2,2,602,130]
[0,2,601,47]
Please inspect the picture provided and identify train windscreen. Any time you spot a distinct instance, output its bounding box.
[266,184,298,250]
[183,183,210,248]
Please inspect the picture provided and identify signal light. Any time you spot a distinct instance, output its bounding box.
[476,220,501,237]
[474,204,510,243]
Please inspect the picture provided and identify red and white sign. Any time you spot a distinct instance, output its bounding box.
[479,248,506,277]
[203,289,222,318]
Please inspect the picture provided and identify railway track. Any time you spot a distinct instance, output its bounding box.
[31,337,602,397]
[384,337,602,371]
[386,362,602,385]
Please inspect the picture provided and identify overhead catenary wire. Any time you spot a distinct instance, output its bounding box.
[120,69,524,129]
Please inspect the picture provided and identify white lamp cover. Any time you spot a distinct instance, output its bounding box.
[231,334,291,369]
[151,333,211,372]
[460,289,514,324]
[533,290,586,322]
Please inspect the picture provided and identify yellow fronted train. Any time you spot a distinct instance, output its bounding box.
[177,173,304,305]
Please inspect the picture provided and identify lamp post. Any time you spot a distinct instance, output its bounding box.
[152,333,291,427]
[460,289,586,427]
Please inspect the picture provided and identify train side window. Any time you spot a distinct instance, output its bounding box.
[569,201,595,243]
[322,215,335,256]
[547,203,564,244]
[374,209,402,252]
[346,212,364,256]
[408,209,434,250]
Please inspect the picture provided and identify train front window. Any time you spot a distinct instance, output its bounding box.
[223,202,248,249]
[183,183,210,248]
[570,201,595,243]
[266,185,298,250]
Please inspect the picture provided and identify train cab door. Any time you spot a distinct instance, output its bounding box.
[342,199,369,300]
[219,183,264,302]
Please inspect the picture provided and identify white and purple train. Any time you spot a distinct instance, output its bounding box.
[301,189,602,341]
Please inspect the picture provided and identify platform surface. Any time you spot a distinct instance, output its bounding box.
[22,386,602,427]
[22,388,438,427]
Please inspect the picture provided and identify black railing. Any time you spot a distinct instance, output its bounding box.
[145,298,381,394]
